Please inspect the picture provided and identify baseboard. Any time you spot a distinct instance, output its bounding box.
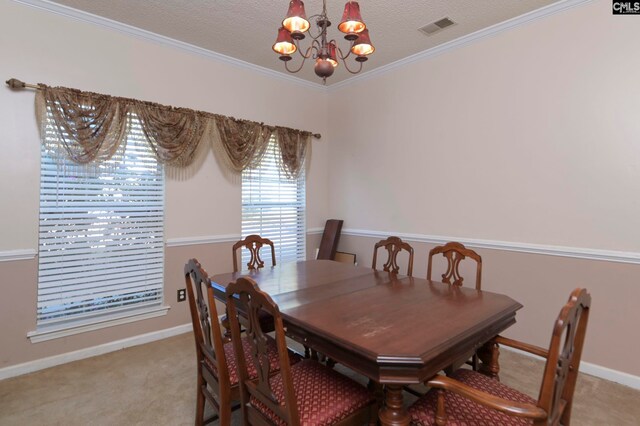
[3,322,638,391]
[503,346,640,390]
[0,323,192,381]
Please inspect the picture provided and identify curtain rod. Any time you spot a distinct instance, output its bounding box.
[5,78,322,139]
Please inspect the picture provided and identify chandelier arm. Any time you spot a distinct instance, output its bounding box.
[340,58,364,75]
[294,41,315,59]
[335,45,353,61]
[284,57,308,74]
[285,45,316,74]
[305,14,325,41]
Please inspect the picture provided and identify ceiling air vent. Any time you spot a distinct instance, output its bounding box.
[418,17,456,36]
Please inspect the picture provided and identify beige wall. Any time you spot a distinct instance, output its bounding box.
[328,0,640,377]
[0,1,329,368]
[328,0,640,251]
[339,235,640,378]
[2,0,639,382]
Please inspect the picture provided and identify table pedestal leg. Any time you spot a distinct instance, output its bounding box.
[477,340,500,380]
[221,308,231,343]
[379,384,410,426]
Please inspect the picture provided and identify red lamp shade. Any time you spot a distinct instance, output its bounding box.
[327,42,339,68]
[282,0,310,34]
[351,29,375,56]
[272,27,297,55]
[338,1,366,35]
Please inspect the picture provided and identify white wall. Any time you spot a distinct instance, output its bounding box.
[0,0,329,368]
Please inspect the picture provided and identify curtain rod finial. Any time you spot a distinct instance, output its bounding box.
[6,78,26,89]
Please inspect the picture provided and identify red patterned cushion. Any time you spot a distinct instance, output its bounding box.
[409,369,538,426]
[251,359,374,426]
[205,336,298,386]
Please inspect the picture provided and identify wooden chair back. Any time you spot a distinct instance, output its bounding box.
[426,288,591,425]
[226,277,300,425]
[427,241,482,290]
[537,288,591,426]
[184,258,232,424]
[372,236,414,276]
[232,234,276,272]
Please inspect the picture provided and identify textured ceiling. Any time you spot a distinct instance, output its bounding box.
[47,0,563,85]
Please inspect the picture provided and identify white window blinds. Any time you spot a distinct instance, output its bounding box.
[37,115,165,327]
[242,136,306,266]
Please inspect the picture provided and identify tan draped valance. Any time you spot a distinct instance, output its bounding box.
[29,82,314,178]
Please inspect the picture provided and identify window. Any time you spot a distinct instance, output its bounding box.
[35,114,165,335]
[242,136,306,266]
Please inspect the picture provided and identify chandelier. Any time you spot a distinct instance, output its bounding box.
[272,0,375,83]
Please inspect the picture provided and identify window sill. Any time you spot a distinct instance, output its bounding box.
[27,305,171,343]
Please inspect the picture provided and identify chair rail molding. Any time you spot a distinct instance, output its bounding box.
[0,249,37,262]
[167,229,324,247]
[166,234,241,247]
[341,228,640,265]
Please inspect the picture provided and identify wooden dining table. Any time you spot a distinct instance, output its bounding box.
[210,259,522,426]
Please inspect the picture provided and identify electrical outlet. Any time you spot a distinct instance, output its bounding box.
[177,288,186,302]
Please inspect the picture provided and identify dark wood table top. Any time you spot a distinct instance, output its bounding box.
[211,259,522,385]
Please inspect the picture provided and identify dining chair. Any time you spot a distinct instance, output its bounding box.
[225,234,277,340]
[427,242,483,372]
[232,234,276,272]
[372,236,414,276]
[185,259,298,426]
[409,288,591,426]
[226,276,377,426]
[427,241,482,290]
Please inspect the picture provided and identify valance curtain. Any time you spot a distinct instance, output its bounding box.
[34,84,311,178]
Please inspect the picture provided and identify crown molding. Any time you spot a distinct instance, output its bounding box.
[13,0,593,92]
[341,228,640,265]
[0,249,37,262]
[328,0,594,91]
[12,0,325,92]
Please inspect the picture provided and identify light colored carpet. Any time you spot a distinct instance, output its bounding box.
[1,333,638,425]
